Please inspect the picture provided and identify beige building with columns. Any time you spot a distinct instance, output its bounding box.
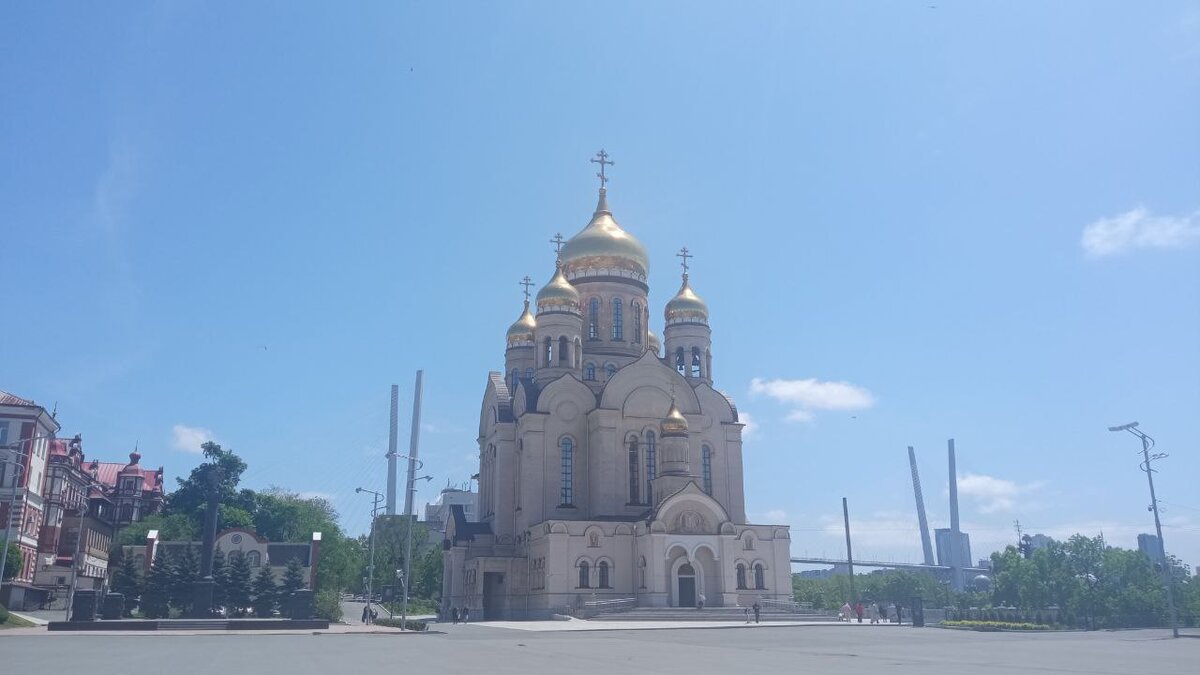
[442,163,791,619]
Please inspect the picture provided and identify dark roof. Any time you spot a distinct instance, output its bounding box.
[267,544,311,566]
[450,503,491,544]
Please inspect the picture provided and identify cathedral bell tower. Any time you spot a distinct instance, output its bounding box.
[663,247,712,384]
[651,400,697,505]
[533,261,583,386]
[504,279,538,390]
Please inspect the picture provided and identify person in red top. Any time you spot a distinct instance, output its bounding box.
[855,602,864,623]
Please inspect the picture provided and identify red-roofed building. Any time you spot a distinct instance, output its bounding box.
[1,390,59,609]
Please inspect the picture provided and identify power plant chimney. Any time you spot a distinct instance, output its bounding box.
[908,446,936,566]
[403,370,423,517]
[948,438,960,534]
[385,385,399,515]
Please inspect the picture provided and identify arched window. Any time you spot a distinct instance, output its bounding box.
[558,336,569,364]
[524,368,534,379]
[544,337,553,366]
[560,437,574,505]
[246,550,262,567]
[736,563,747,590]
[644,431,657,502]
[675,347,686,374]
[691,347,702,378]
[754,563,766,590]
[511,369,519,388]
[588,298,600,340]
[702,445,713,494]
[578,561,590,588]
[599,561,611,588]
[632,301,642,343]
[627,437,640,504]
[611,298,623,340]
[584,362,596,381]
[604,363,616,379]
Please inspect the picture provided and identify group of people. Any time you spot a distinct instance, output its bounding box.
[743,601,763,623]
[360,604,379,624]
[449,606,471,624]
[840,601,894,624]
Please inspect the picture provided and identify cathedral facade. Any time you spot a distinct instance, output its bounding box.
[442,166,792,619]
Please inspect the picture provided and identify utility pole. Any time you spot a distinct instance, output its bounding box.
[842,497,855,604]
[1108,422,1179,638]
[356,487,383,624]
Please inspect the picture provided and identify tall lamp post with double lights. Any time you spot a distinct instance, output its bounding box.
[356,486,384,623]
[1,436,54,593]
[398,454,432,630]
[1108,421,1179,638]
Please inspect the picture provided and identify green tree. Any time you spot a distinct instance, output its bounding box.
[111,550,142,616]
[168,546,199,614]
[141,551,172,619]
[413,546,443,600]
[226,551,253,616]
[2,542,22,581]
[281,557,307,598]
[252,564,278,617]
[210,547,229,611]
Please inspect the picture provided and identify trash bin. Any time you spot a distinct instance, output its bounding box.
[70,590,99,622]
[911,596,925,627]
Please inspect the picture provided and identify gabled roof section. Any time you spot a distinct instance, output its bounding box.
[0,389,36,406]
[448,503,491,544]
[486,372,514,423]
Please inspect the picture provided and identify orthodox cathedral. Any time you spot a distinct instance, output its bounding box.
[442,154,792,619]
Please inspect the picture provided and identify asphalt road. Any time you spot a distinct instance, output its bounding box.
[2,625,1194,674]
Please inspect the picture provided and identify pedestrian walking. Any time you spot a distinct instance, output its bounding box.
[744,607,751,623]
[370,608,378,624]
[841,602,852,622]
[868,602,879,624]
[461,606,470,623]
[697,593,706,610]
[361,605,370,624]
[451,607,459,624]
[855,602,864,623]
[752,601,761,624]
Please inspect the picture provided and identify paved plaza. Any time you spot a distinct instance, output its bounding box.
[2,623,1194,674]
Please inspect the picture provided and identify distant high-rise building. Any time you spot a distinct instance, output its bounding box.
[1137,533,1164,565]
[935,528,972,569]
[424,487,477,536]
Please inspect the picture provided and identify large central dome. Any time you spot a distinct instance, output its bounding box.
[560,190,650,281]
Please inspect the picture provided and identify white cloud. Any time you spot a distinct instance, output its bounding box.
[765,509,788,523]
[750,377,875,423]
[171,424,215,454]
[1081,206,1200,257]
[956,472,1042,514]
[739,411,760,439]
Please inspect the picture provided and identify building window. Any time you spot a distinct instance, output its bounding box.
[736,564,747,590]
[524,368,534,379]
[691,347,702,378]
[511,369,519,388]
[588,298,600,340]
[645,431,657,502]
[584,362,596,381]
[247,550,261,567]
[558,336,569,364]
[604,363,616,379]
[578,561,590,588]
[675,347,685,375]
[611,298,623,340]
[702,445,713,494]
[632,302,642,343]
[560,437,574,506]
[544,337,553,367]
[627,437,639,504]
[599,561,611,588]
[754,563,766,590]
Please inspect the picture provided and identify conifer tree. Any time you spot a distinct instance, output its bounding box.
[252,564,278,617]
[141,550,172,619]
[211,547,229,611]
[281,557,306,596]
[226,551,253,617]
[111,551,143,616]
[168,546,199,614]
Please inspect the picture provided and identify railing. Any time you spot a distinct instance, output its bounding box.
[578,597,637,617]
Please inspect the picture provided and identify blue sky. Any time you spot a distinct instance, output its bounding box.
[3,2,1198,567]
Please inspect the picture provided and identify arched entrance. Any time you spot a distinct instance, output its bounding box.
[676,562,696,608]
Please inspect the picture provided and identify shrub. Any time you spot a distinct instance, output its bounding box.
[942,620,1051,631]
[0,602,9,624]
[315,589,343,622]
[374,617,428,631]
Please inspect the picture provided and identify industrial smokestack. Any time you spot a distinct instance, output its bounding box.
[948,438,960,534]
[403,370,423,517]
[908,446,936,566]
[386,384,399,515]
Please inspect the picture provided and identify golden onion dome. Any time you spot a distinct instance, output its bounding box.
[660,400,689,437]
[647,329,661,355]
[664,274,709,324]
[506,301,537,345]
[536,262,581,313]
[559,190,650,280]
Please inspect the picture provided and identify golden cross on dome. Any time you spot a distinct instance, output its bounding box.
[676,246,692,276]
[520,276,534,301]
[550,232,566,258]
[590,149,614,189]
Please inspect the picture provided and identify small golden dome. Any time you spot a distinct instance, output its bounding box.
[506,301,537,345]
[660,401,689,437]
[664,274,709,324]
[560,190,650,280]
[647,329,661,355]
[536,262,581,312]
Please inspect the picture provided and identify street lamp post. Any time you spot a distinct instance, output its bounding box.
[401,468,432,630]
[64,500,91,621]
[356,487,383,624]
[1108,421,1179,638]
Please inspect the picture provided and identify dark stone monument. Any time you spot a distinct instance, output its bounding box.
[70,590,99,622]
[911,596,925,627]
[102,592,125,620]
[189,469,221,618]
[288,589,315,619]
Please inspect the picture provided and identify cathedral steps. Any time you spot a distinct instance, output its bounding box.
[588,607,835,622]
